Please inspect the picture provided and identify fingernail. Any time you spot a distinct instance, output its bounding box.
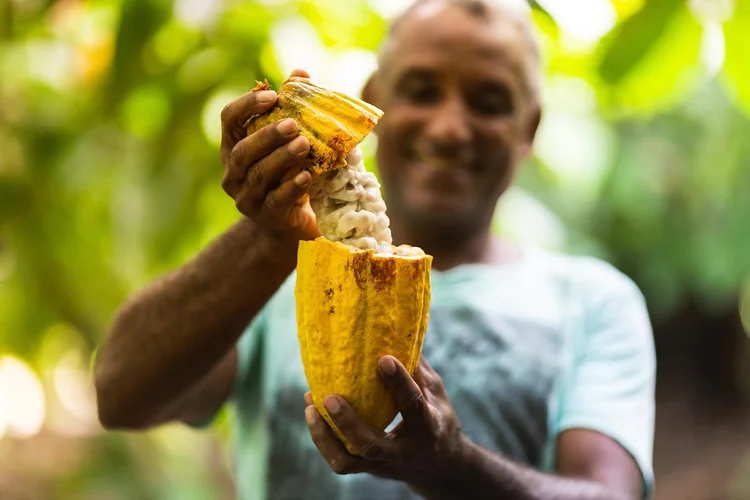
[305,406,318,425]
[324,396,341,415]
[256,90,276,103]
[288,135,308,154]
[294,171,311,187]
[380,356,397,376]
[277,118,297,136]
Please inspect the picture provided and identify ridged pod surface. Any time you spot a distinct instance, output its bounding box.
[295,238,433,455]
[245,77,384,174]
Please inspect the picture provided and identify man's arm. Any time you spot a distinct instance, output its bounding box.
[94,69,319,430]
[148,344,239,427]
[427,263,654,500]
[94,218,298,429]
[422,428,641,500]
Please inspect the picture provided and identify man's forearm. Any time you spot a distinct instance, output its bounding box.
[417,438,628,500]
[94,217,298,427]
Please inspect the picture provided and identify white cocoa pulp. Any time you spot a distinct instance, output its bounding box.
[308,147,424,257]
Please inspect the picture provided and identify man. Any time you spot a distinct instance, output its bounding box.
[94,1,656,499]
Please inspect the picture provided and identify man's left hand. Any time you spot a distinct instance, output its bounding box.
[304,355,470,492]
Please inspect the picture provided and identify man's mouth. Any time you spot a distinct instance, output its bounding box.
[412,151,474,171]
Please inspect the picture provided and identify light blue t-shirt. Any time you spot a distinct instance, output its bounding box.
[215,246,656,500]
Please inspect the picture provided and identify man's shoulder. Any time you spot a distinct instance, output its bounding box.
[533,248,654,363]
[528,247,644,304]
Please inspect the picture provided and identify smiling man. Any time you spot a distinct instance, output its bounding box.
[93,1,656,499]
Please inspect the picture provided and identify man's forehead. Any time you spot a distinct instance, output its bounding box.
[380,0,537,67]
[408,0,530,20]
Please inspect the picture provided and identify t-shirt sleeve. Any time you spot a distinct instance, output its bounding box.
[233,306,268,396]
[186,306,268,429]
[554,260,657,498]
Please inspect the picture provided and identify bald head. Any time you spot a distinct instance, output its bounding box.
[376,0,541,101]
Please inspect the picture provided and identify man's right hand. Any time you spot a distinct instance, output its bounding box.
[220,69,320,244]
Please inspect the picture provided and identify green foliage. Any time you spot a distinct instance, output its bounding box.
[723,0,750,115]
[597,0,684,85]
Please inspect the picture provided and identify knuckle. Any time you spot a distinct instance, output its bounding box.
[431,375,446,393]
[220,102,233,122]
[424,416,440,440]
[264,192,280,215]
[234,197,247,216]
[246,163,264,189]
[421,366,444,391]
[220,174,232,194]
[229,143,246,169]
[234,191,255,217]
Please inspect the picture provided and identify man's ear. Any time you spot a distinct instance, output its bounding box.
[519,104,541,159]
[361,71,380,108]
[361,72,383,135]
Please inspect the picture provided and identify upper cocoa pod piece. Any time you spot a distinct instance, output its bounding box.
[246,77,384,174]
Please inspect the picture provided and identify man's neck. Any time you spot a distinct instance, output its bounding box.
[389,218,521,272]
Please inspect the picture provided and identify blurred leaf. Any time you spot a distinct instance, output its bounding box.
[149,20,203,68]
[597,0,683,85]
[597,5,703,113]
[723,0,750,116]
[529,1,560,40]
[120,84,172,138]
[0,179,30,222]
[299,1,387,50]
[611,0,647,19]
[0,1,11,41]
[177,47,229,93]
[105,0,170,108]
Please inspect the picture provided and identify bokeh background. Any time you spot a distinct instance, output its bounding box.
[1,0,749,498]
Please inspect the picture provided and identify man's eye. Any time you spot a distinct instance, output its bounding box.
[468,88,514,116]
[400,82,440,105]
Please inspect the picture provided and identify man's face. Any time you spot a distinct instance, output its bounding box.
[370,4,539,229]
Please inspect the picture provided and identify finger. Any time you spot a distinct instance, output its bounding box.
[417,357,447,397]
[413,362,433,399]
[378,356,432,425]
[323,395,392,461]
[245,132,309,193]
[304,391,313,406]
[221,89,277,134]
[305,405,364,475]
[257,169,313,226]
[232,135,309,216]
[222,119,303,197]
[286,68,311,82]
[220,90,278,162]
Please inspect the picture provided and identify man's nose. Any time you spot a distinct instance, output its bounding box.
[423,94,472,153]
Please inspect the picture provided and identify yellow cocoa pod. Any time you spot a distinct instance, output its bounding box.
[295,238,433,455]
[245,77,384,174]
